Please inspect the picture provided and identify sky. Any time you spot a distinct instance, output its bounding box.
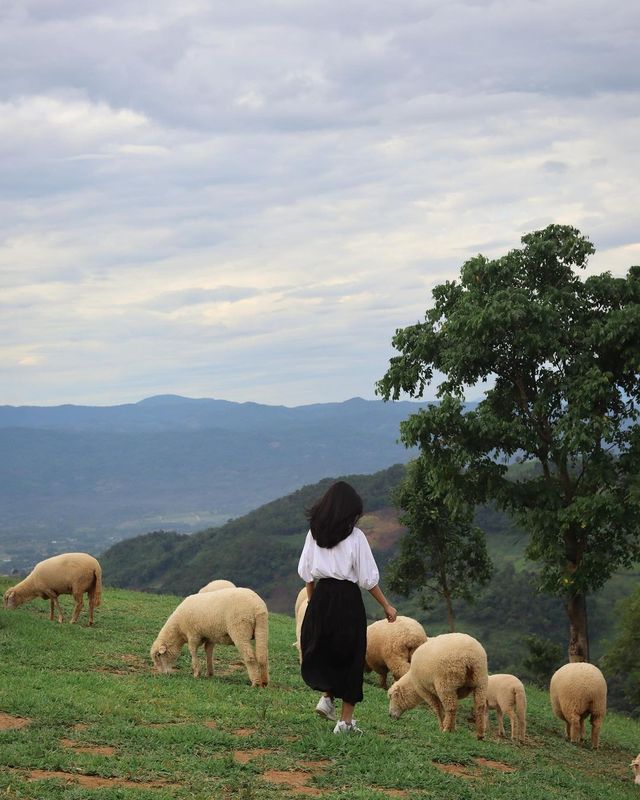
[1,0,639,408]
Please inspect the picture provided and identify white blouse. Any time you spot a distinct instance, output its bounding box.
[297,526,380,591]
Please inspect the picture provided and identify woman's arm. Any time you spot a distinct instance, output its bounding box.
[305,581,315,602]
[368,584,397,622]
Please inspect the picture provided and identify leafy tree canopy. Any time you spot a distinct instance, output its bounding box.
[378,224,640,659]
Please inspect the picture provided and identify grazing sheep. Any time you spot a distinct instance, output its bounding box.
[150,587,269,686]
[198,579,236,593]
[549,662,607,748]
[388,632,488,739]
[294,586,308,663]
[631,754,640,785]
[365,616,427,688]
[3,553,102,625]
[485,674,527,742]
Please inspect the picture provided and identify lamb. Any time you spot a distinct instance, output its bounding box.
[2,552,102,625]
[150,587,269,686]
[365,615,427,688]
[388,632,488,739]
[631,754,640,785]
[485,673,527,742]
[549,662,607,748]
[198,579,236,593]
[294,586,309,663]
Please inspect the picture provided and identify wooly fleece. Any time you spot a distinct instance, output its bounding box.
[293,586,309,663]
[365,615,427,688]
[3,552,102,625]
[549,662,607,748]
[150,587,269,686]
[486,673,527,741]
[198,579,236,593]
[630,754,640,785]
[388,632,488,739]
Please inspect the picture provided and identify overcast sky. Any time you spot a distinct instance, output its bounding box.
[1,0,639,408]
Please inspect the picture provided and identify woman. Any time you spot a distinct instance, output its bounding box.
[297,480,397,734]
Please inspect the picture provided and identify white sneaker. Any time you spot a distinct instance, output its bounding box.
[333,719,363,735]
[315,695,337,721]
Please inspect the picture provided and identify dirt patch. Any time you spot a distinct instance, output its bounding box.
[360,509,405,551]
[120,653,148,670]
[372,790,408,798]
[73,723,89,732]
[234,727,257,737]
[234,748,275,764]
[432,762,478,779]
[0,713,30,730]
[60,738,116,756]
[26,770,174,789]
[203,720,218,729]
[262,770,326,796]
[474,757,516,773]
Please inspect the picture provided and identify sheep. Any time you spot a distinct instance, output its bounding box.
[150,587,269,686]
[198,579,236,593]
[365,615,427,688]
[2,552,102,625]
[294,586,308,663]
[485,673,527,742]
[631,754,640,785]
[388,632,488,739]
[549,662,607,748]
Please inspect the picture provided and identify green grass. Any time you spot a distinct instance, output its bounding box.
[1,578,638,799]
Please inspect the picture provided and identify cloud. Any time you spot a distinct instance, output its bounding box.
[1,0,639,406]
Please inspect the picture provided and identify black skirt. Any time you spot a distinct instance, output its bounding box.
[300,578,367,704]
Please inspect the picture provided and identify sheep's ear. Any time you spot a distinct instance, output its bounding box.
[158,644,167,655]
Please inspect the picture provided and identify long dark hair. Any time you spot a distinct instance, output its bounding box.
[307,481,363,548]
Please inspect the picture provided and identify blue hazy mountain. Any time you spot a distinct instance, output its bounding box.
[0,395,426,570]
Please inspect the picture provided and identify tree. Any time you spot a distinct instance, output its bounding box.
[386,457,492,631]
[377,224,640,662]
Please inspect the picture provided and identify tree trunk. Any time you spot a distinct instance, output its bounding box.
[443,591,456,632]
[565,592,589,662]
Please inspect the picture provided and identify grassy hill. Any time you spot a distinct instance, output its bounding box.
[0,579,638,800]
[99,464,639,683]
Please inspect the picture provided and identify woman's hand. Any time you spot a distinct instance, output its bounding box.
[384,604,398,623]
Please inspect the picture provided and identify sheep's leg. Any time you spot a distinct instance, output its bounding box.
[88,592,96,626]
[564,721,570,739]
[484,708,490,736]
[473,686,487,740]
[378,668,389,689]
[187,636,202,678]
[568,714,581,743]
[438,690,458,733]
[50,595,64,623]
[579,716,586,742]
[49,599,55,621]
[507,709,517,740]
[234,637,260,685]
[70,591,84,624]
[422,691,445,729]
[590,714,602,749]
[204,641,215,677]
[387,655,410,683]
[496,708,505,737]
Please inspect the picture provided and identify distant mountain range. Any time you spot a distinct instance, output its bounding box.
[0,394,426,570]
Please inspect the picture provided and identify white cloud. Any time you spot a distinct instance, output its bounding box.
[0,0,639,406]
